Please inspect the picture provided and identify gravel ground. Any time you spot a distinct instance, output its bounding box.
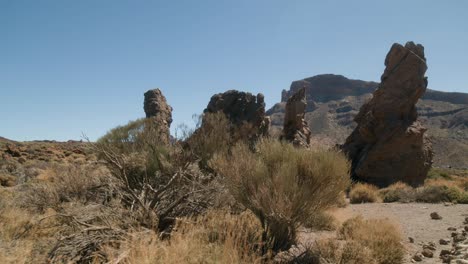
[345,203,468,263]
[299,203,468,263]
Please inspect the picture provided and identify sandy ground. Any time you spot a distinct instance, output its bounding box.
[299,203,468,263]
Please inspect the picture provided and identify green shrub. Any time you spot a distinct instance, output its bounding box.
[415,184,465,203]
[211,139,350,251]
[427,168,452,180]
[185,112,231,169]
[349,183,381,204]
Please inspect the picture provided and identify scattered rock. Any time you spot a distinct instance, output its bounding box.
[449,227,458,231]
[440,239,451,245]
[143,89,173,145]
[409,237,415,243]
[341,41,433,187]
[280,87,311,147]
[440,249,452,256]
[412,252,423,261]
[423,242,436,251]
[431,212,443,220]
[422,248,434,258]
[454,234,466,243]
[465,226,468,232]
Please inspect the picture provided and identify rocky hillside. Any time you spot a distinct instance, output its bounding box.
[267,74,468,168]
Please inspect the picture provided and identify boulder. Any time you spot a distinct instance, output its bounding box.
[203,90,269,141]
[341,41,433,187]
[280,87,311,147]
[143,89,173,145]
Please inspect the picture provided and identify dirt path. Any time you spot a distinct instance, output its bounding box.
[300,203,468,263]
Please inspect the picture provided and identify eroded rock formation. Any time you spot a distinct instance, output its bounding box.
[342,41,433,187]
[280,87,311,147]
[204,90,269,140]
[143,89,173,144]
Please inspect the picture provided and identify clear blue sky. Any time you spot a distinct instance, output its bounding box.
[1,0,467,141]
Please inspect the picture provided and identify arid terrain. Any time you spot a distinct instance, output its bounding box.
[1,42,468,264]
[267,74,468,169]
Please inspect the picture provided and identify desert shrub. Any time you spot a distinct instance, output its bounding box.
[427,167,452,180]
[95,118,218,231]
[349,183,381,203]
[454,176,468,191]
[294,239,375,264]
[379,182,415,203]
[0,173,16,187]
[210,139,350,251]
[339,216,404,264]
[415,179,466,203]
[105,210,266,264]
[303,211,338,231]
[17,164,114,213]
[97,118,167,155]
[184,112,232,169]
[339,240,376,264]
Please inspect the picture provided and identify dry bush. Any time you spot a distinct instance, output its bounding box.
[0,173,16,187]
[211,139,350,251]
[184,112,231,168]
[349,183,381,204]
[416,179,468,203]
[18,164,114,213]
[292,239,375,264]
[339,240,376,264]
[339,216,404,264]
[105,210,266,264]
[303,211,338,231]
[95,118,218,231]
[379,182,415,203]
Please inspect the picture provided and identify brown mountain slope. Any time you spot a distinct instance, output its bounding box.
[267,74,468,168]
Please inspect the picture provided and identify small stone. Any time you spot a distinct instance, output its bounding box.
[464,217,468,224]
[453,232,460,237]
[440,249,452,256]
[409,237,415,243]
[440,239,451,245]
[449,227,458,231]
[464,226,468,232]
[441,254,452,263]
[422,248,434,258]
[423,243,436,251]
[454,235,466,243]
[430,212,443,220]
[412,252,423,261]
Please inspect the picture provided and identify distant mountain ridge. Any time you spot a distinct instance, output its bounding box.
[279,74,468,105]
[268,74,468,168]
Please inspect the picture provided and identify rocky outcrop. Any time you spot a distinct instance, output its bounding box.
[342,42,433,187]
[280,87,311,147]
[143,89,173,145]
[204,90,269,140]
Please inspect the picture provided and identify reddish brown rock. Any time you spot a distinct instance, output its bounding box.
[143,89,173,145]
[204,90,269,140]
[342,41,433,187]
[280,87,311,147]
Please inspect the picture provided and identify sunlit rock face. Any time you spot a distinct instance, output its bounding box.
[342,41,433,187]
